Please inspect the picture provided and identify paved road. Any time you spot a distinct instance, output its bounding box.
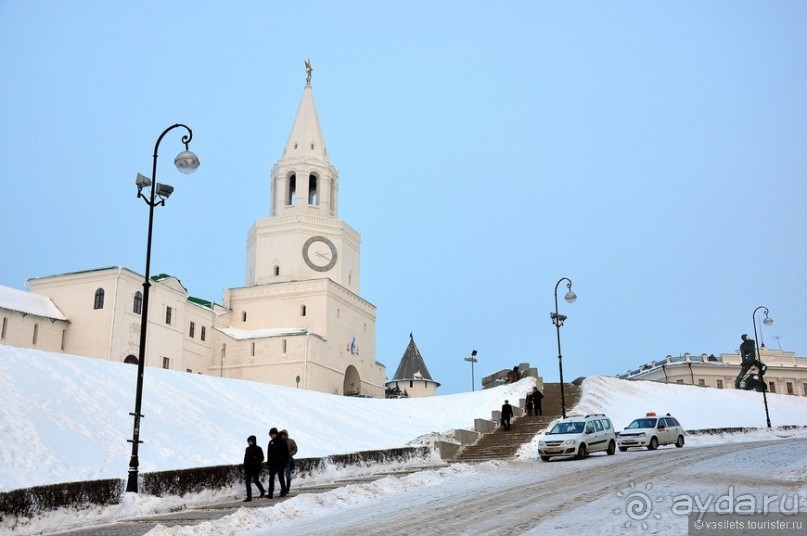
[258,439,806,535]
[49,440,805,535]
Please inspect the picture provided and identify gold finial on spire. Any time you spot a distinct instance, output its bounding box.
[305,58,313,86]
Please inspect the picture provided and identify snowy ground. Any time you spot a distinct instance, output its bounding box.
[1,346,806,535]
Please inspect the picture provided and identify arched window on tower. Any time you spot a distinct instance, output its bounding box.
[133,291,142,314]
[308,174,319,205]
[287,174,296,205]
[94,288,105,309]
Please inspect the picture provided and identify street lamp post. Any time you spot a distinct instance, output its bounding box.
[551,277,577,419]
[464,350,478,392]
[126,124,199,493]
[752,306,774,429]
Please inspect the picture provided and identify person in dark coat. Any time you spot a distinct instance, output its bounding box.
[501,400,513,431]
[266,427,289,498]
[525,393,534,416]
[532,387,544,416]
[243,435,265,501]
[281,429,298,492]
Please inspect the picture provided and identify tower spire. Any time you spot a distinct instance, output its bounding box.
[281,61,327,165]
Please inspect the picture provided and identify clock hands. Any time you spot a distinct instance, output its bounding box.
[315,251,331,260]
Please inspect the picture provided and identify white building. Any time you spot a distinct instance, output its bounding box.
[23,268,217,374]
[619,348,807,396]
[0,284,69,351]
[1,66,389,397]
[213,71,385,396]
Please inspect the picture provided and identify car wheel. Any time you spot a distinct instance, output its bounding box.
[540,455,550,462]
[676,435,685,448]
[607,440,616,455]
[648,436,658,450]
[618,446,628,452]
[575,443,588,460]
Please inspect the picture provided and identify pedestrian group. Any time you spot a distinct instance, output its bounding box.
[242,427,298,502]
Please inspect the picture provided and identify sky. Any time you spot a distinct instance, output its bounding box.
[1,2,805,395]
[1,346,806,535]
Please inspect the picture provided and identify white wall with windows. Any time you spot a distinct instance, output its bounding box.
[25,267,215,374]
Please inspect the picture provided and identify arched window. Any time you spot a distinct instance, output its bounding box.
[308,174,319,205]
[94,288,105,309]
[133,291,142,314]
[287,173,296,205]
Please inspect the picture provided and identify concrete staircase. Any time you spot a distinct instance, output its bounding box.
[452,382,581,462]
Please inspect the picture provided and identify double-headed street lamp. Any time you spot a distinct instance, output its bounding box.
[126,124,200,493]
[551,277,577,419]
[464,349,478,392]
[752,305,774,429]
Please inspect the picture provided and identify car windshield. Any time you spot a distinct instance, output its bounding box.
[626,418,657,429]
[548,421,585,434]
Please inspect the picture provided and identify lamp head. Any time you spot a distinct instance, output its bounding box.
[136,173,151,193]
[564,290,577,304]
[471,349,478,357]
[174,150,200,174]
[763,316,773,327]
[155,183,174,199]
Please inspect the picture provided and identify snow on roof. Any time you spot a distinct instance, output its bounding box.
[0,284,68,321]
[216,327,312,340]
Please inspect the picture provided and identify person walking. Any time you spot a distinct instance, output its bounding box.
[525,392,534,417]
[281,429,298,492]
[501,400,513,431]
[266,427,289,498]
[532,387,544,416]
[242,435,265,502]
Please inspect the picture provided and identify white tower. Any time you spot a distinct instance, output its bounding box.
[213,62,385,396]
[246,73,360,290]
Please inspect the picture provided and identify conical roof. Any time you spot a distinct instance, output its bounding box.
[281,81,328,165]
[391,334,440,386]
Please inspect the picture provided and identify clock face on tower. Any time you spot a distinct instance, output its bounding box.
[302,235,338,272]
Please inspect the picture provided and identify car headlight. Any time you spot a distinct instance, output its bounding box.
[560,439,578,447]
[538,440,545,446]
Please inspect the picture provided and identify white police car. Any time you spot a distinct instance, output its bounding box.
[537,413,617,461]
[617,412,685,451]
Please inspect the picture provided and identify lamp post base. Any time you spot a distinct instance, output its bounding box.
[126,457,139,493]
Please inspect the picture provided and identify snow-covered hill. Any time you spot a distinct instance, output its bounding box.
[2,345,806,493]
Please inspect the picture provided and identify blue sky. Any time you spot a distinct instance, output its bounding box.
[1,2,805,395]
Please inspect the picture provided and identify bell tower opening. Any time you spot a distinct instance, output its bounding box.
[308,174,318,205]
[286,173,296,205]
